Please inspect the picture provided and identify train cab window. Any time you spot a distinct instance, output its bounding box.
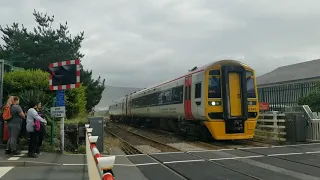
[209,70,220,76]
[246,71,256,98]
[208,77,221,98]
[195,82,201,98]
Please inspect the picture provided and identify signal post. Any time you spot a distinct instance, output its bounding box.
[46,59,81,154]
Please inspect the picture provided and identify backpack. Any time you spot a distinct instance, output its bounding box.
[2,105,12,121]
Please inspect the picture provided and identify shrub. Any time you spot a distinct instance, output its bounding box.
[4,69,87,118]
[298,90,320,112]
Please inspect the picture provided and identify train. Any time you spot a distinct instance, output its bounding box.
[109,59,259,141]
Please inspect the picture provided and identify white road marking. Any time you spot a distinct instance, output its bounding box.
[0,166,14,178]
[267,152,304,157]
[151,151,185,155]
[163,159,205,164]
[209,155,264,161]
[7,150,27,160]
[271,142,320,148]
[63,164,87,166]
[8,157,20,161]
[135,162,159,166]
[187,148,235,153]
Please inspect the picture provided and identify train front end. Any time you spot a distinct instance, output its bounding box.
[203,61,259,140]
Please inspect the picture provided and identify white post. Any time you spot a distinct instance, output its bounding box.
[60,117,64,154]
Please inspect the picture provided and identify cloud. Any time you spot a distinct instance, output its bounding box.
[1,0,320,88]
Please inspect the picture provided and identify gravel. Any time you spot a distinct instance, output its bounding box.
[135,145,161,154]
[168,142,207,151]
[106,124,179,153]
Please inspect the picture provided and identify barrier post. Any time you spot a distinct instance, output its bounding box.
[85,124,115,180]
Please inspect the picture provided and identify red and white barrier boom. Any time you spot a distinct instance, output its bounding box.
[85,124,115,180]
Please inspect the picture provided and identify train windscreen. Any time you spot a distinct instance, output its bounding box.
[208,77,221,98]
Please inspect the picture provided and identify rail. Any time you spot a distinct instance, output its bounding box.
[85,124,116,180]
[255,111,286,142]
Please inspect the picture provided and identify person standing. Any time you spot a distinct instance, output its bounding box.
[35,102,46,154]
[26,99,47,158]
[5,96,26,155]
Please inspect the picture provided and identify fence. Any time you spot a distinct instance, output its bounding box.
[85,124,115,180]
[256,109,320,143]
[258,81,319,111]
[255,111,286,141]
[306,119,320,142]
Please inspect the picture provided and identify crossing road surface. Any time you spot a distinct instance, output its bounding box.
[0,165,88,180]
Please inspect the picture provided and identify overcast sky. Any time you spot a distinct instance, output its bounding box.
[1,0,320,88]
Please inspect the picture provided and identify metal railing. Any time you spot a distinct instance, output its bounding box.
[85,124,116,180]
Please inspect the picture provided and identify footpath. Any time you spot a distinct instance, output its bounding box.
[0,147,89,180]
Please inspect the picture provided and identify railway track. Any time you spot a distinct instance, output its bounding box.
[105,123,263,180]
[105,130,142,154]
[115,123,272,150]
[105,124,181,154]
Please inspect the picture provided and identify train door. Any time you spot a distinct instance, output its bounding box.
[221,65,248,134]
[228,73,242,116]
[194,81,203,118]
[125,97,128,116]
[184,76,194,120]
[121,98,125,116]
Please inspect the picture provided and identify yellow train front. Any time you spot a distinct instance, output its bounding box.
[203,60,259,140]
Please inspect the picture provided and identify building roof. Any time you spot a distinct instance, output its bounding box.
[256,59,320,86]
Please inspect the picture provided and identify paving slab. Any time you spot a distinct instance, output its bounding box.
[0,166,88,180]
[136,164,186,180]
[127,154,157,164]
[243,146,310,155]
[114,155,135,165]
[217,158,306,180]
[150,152,200,163]
[189,149,258,160]
[287,143,320,152]
[113,165,149,180]
[273,153,320,168]
[257,156,320,178]
[165,160,255,180]
[16,152,87,165]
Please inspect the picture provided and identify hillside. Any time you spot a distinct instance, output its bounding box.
[94,85,143,110]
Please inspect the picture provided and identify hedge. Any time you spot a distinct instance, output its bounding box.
[3,69,86,118]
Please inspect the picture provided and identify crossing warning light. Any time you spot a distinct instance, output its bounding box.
[46,59,81,90]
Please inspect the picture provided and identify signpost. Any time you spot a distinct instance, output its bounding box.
[259,102,270,111]
[47,59,80,154]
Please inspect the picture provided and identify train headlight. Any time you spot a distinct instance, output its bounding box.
[248,101,257,105]
[208,101,221,106]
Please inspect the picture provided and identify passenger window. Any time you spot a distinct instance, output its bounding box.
[195,82,201,98]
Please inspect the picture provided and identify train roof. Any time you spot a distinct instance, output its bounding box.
[128,59,252,96]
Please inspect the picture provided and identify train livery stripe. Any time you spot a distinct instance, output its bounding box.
[184,77,188,119]
[188,77,194,120]
[184,76,194,120]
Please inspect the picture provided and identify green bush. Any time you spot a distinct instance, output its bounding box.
[65,86,87,119]
[4,69,87,118]
[298,90,320,112]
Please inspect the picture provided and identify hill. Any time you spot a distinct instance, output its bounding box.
[94,85,143,110]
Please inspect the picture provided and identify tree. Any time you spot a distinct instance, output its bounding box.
[81,69,105,112]
[0,10,105,112]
